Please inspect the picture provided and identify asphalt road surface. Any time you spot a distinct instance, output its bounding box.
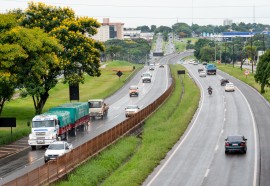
[0,47,194,185]
[144,62,260,186]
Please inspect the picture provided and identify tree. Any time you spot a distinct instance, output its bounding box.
[172,23,192,37]
[2,27,63,114]
[0,43,28,115]
[254,50,270,93]
[150,25,156,32]
[200,46,215,62]
[16,2,104,113]
[194,38,211,59]
[136,25,150,32]
[0,13,28,115]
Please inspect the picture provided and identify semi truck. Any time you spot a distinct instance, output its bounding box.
[206,63,217,75]
[28,102,90,150]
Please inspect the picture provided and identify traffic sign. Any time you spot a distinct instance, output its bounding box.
[244,69,250,75]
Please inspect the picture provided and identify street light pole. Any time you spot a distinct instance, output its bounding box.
[232,37,235,68]
[251,33,254,74]
[214,37,217,63]
[225,38,227,65]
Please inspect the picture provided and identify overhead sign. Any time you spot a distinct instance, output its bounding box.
[177,70,185,75]
[153,52,164,57]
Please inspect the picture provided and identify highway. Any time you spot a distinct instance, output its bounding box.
[144,62,259,186]
[0,35,192,185]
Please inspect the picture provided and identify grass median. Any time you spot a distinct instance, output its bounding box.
[56,64,200,186]
[0,61,141,145]
[217,63,270,102]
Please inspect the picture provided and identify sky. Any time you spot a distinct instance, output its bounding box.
[1,0,270,28]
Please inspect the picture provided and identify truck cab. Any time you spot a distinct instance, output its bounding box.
[88,99,109,119]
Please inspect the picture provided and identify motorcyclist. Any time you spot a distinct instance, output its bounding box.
[208,86,213,94]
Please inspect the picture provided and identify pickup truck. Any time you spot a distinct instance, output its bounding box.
[88,99,109,119]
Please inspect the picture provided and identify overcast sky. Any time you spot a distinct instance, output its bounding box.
[1,0,270,28]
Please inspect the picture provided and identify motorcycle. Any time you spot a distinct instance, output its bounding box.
[208,89,212,95]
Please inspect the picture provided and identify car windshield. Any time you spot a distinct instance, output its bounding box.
[130,86,138,90]
[32,121,55,128]
[227,136,243,142]
[48,143,65,150]
[89,101,101,108]
[142,73,151,77]
[127,105,138,109]
[227,83,234,86]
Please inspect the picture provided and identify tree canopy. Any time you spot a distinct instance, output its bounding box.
[254,50,270,93]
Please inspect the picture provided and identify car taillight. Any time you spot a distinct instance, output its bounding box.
[240,142,245,146]
[225,142,230,146]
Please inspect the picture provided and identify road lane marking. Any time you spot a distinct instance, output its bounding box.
[204,169,210,178]
[215,145,219,151]
[146,65,205,186]
[237,88,258,186]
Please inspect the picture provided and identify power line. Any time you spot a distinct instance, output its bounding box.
[1,0,270,9]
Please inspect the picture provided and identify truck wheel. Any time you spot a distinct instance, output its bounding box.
[65,132,69,140]
[71,128,77,136]
[31,146,36,150]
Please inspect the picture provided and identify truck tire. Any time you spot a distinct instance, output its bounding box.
[65,132,69,140]
[31,146,36,150]
[71,127,77,136]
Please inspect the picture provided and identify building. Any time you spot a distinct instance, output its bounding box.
[91,18,124,42]
[223,19,233,26]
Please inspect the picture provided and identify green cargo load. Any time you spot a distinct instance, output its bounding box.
[49,102,89,124]
[43,110,71,127]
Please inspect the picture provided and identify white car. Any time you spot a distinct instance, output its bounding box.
[199,71,206,77]
[125,105,140,117]
[141,72,152,83]
[44,141,73,163]
[225,83,235,92]
[149,64,155,70]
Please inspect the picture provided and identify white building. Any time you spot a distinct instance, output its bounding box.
[91,18,124,42]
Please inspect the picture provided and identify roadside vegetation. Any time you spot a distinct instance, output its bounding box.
[56,64,200,186]
[217,63,270,102]
[0,61,141,145]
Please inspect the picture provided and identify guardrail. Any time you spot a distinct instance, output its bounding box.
[3,79,175,186]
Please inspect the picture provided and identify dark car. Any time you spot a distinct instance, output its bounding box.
[202,62,207,65]
[198,68,204,73]
[225,135,247,154]
[159,64,165,68]
[220,79,229,86]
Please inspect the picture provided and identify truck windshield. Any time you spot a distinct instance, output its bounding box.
[32,121,55,128]
[89,101,101,108]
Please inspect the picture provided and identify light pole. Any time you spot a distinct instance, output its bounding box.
[214,36,217,63]
[224,38,227,65]
[232,37,235,68]
[250,32,254,74]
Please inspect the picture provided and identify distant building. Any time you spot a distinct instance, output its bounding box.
[223,19,233,26]
[123,29,141,39]
[91,18,124,42]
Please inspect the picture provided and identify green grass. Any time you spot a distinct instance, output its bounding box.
[56,136,139,186]
[0,60,141,145]
[216,63,270,102]
[56,64,200,186]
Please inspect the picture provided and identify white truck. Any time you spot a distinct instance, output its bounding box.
[88,99,109,119]
[28,102,90,150]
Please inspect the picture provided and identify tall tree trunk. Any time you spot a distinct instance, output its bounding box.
[33,91,49,115]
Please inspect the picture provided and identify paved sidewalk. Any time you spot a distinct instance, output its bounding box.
[0,136,29,159]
